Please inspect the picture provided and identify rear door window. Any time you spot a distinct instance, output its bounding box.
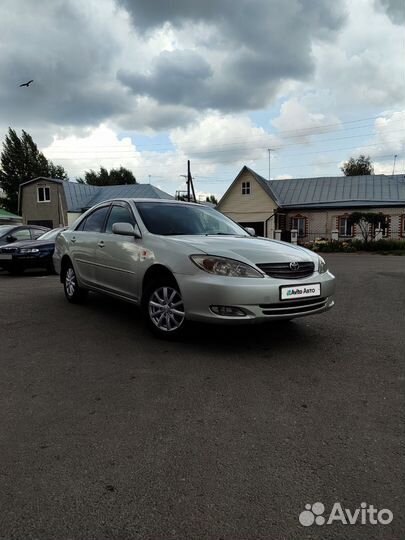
[13,228,31,241]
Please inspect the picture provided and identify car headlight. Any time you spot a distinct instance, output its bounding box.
[318,256,328,273]
[190,255,264,278]
[19,248,40,254]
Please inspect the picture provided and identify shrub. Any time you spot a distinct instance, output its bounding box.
[309,239,405,253]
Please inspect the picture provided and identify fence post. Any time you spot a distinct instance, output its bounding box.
[331,229,339,241]
[274,229,282,241]
[291,229,298,245]
[374,228,383,241]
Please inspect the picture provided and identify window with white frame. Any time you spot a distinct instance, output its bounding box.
[373,215,390,237]
[338,216,353,237]
[37,186,51,202]
[291,216,306,237]
[241,181,251,195]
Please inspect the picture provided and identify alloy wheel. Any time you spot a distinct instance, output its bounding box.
[148,286,185,332]
[65,267,76,297]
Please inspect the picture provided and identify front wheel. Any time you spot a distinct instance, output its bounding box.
[143,281,186,339]
[63,263,88,304]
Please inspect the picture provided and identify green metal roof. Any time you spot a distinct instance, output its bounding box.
[0,208,22,220]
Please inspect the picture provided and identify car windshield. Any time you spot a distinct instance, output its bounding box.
[37,227,64,241]
[136,202,249,236]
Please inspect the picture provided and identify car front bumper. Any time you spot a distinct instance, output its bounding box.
[176,270,336,324]
[0,252,52,269]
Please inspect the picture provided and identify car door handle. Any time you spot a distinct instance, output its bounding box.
[98,241,105,248]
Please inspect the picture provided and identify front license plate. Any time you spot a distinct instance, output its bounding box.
[280,283,321,301]
[0,254,12,260]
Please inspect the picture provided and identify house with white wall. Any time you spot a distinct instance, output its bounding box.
[217,166,405,242]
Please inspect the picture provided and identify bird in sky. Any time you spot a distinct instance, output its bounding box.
[19,80,34,87]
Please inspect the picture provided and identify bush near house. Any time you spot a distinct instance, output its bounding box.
[304,239,405,254]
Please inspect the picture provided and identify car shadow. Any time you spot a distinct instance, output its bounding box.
[76,290,325,359]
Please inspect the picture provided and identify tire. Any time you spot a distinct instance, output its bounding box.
[63,262,88,304]
[143,278,186,339]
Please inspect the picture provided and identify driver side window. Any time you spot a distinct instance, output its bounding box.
[105,205,135,233]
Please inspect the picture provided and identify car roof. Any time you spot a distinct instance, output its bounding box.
[99,198,204,207]
[7,224,48,230]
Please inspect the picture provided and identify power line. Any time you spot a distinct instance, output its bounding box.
[47,114,400,152]
[45,131,405,167]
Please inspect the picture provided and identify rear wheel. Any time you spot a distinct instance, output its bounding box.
[63,262,88,304]
[143,279,186,339]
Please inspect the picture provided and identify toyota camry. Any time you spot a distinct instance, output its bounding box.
[53,199,335,339]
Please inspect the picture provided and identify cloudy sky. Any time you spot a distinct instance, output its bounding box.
[0,0,404,199]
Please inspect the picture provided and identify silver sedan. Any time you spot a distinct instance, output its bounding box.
[53,198,335,338]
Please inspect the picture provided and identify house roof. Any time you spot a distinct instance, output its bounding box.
[80,184,174,211]
[270,174,405,208]
[230,167,405,209]
[19,177,173,212]
[62,182,99,212]
[0,208,22,221]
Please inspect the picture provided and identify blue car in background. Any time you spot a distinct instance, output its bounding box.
[0,227,66,275]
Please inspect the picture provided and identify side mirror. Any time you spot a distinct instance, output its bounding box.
[112,222,141,238]
[6,235,16,243]
[245,227,256,236]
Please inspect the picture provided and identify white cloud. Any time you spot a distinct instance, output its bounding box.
[353,110,405,172]
[310,0,404,113]
[42,124,221,192]
[170,113,279,165]
[271,98,341,143]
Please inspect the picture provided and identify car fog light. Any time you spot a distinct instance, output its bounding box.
[210,305,247,317]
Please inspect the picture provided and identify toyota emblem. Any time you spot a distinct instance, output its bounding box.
[289,261,300,271]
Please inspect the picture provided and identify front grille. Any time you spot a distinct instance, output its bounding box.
[260,297,328,316]
[0,247,17,253]
[256,261,314,279]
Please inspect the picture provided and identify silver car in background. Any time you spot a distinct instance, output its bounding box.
[53,199,335,339]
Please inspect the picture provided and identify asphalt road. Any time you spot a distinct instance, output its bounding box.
[0,254,403,540]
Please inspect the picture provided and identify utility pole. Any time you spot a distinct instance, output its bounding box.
[188,160,196,203]
[392,154,398,175]
[179,161,197,202]
[267,148,274,180]
[148,174,151,184]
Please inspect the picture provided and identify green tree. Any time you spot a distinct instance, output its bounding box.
[341,155,374,176]
[205,194,218,205]
[349,211,387,243]
[0,128,67,213]
[79,166,136,186]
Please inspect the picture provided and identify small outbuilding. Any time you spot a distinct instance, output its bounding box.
[18,178,173,228]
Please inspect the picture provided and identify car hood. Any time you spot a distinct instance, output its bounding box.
[168,235,317,263]
[0,239,54,250]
